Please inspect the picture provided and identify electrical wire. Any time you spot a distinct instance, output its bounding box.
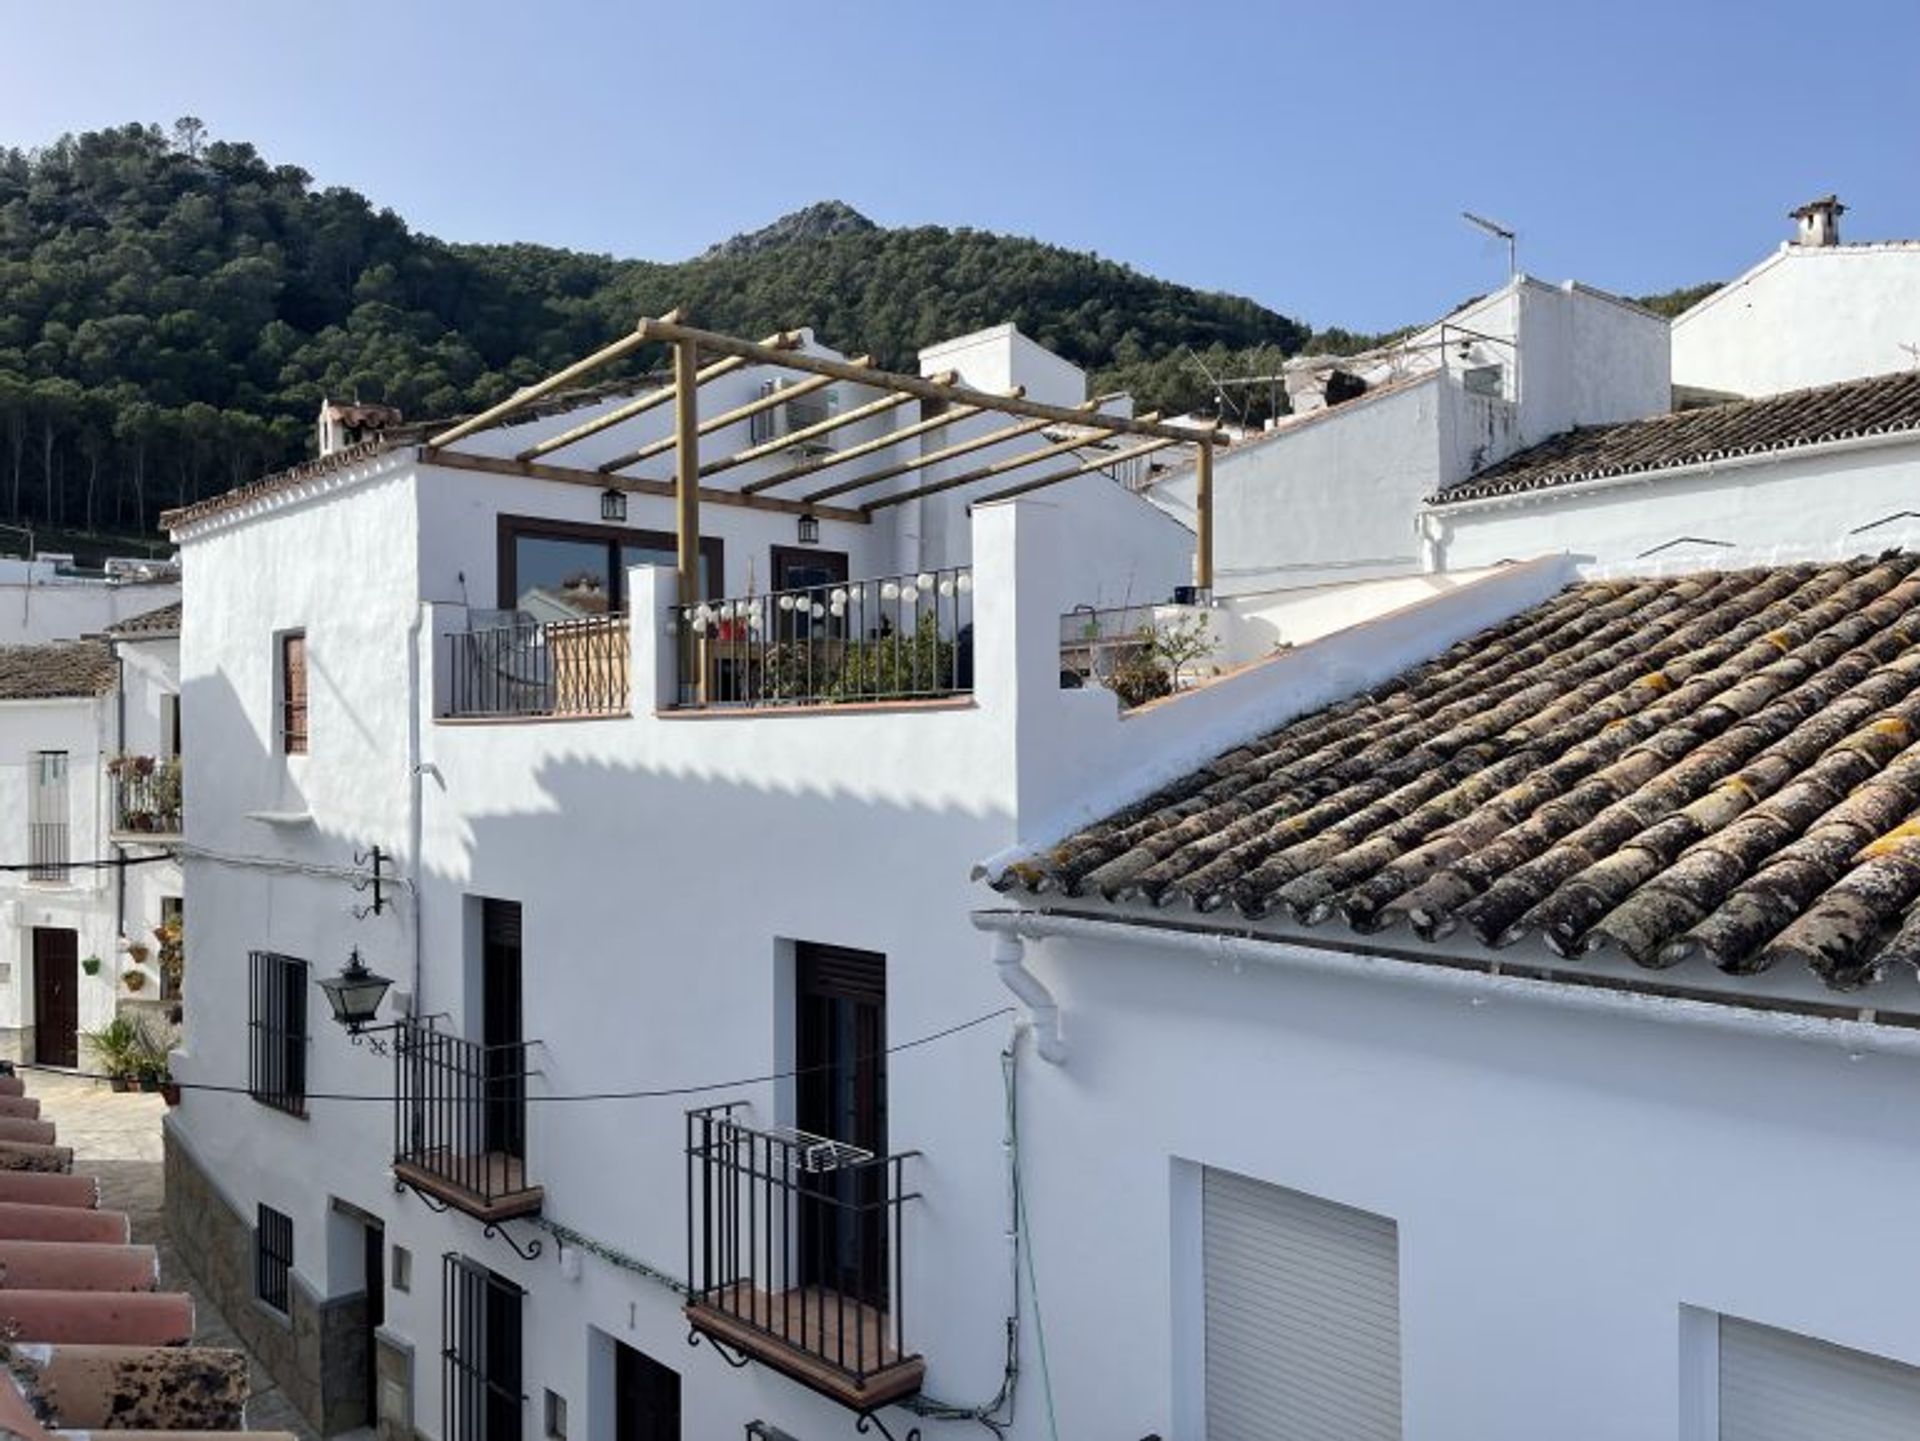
[0,853,177,873]
[12,1005,1014,1105]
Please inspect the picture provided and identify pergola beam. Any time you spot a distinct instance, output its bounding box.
[739,397,1004,496]
[699,383,934,480]
[853,417,1159,514]
[799,401,1093,505]
[427,310,679,450]
[600,363,864,473]
[633,316,1208,445]
[513,332,801,463]
[963,436,1183,510]
[418,447,868,524]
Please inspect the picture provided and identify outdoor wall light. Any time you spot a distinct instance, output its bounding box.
[319,948,394,1036]
[600,487,628,523]
[797,514,820,544]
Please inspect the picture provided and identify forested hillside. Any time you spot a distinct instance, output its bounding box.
[0,122,1319,537]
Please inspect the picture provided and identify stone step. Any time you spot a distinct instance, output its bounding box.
[0,1140,73,1174]
[6,1344,247,1431]
[0,1074,27,1097]
[0,1173,98,1208]
[0,1117,61,1147]
[0,1095,44,1119]
[0,1203,129,1244]
[0,1290,194,1345]
[0,1241,158,1292]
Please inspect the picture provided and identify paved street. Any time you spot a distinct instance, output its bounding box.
[26,1070,320,1441]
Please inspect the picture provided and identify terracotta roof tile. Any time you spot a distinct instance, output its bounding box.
[1433,369,1920,505]
[0,642,116,700]
[109,602,182,638]
[996,553,1920,992]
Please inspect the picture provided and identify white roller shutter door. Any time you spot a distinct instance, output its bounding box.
[1720,1315,1920,1441]
[1201,1167,1401,1440]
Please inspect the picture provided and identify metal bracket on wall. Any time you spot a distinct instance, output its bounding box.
[854,1413,921,1441]
[352,844,393,919]
[392,1176,450,1213]
[480,1221,543,1262]
[687,1327,751,1369]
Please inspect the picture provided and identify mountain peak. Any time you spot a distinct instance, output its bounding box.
[699,201,878,260]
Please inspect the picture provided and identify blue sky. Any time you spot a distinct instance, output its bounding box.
[4,1,1916,334]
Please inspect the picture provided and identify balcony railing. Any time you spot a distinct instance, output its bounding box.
[685,1103,923,1410]
[27,822,67,882]
[670,566,973,710]
[109,755,182,838]
[445,614,629,719]
[392,1021,542,1223]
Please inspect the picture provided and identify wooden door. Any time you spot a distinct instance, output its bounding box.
[32,929,78,1068]
[613,1343,680,1441]
[363,1222,385,1423]
[480,900,524,1159]
[795,943,887,1307]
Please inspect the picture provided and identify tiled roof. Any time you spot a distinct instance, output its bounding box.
[0,1065,291,1441]
[0,641,116,699]
[163,371,672,532]
[1432,369,1920,505]
[109,601,183,637]
[995,554,1920,993]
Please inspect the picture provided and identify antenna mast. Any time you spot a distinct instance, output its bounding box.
[1462,210,1517,279]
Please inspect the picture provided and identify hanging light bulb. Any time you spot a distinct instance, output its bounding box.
[938,578,955,597]
[810,602,826,619]
[778,594,795,612]
[956,573,974,594]
[829,601,845,618]
[830,587,849,606]
[881,581,900,601]
[915,572,935,592]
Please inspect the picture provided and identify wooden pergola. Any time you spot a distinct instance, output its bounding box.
[424,313,1221,606]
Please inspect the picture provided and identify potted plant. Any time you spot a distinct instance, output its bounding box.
[122,968,147,993]
[126,940,151,965]
[153,916,184,999]
[80,955,101,977]
[84,1016,143,1091]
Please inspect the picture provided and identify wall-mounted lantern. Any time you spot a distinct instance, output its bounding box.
[797,514,820,545]
[601,488,628,523]
[318,948,394,1036]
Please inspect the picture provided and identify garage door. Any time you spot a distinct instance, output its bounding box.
[1202,1167,1400,1441]
[1720,1315,1920,1440]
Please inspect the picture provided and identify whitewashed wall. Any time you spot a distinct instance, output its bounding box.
[1672,244,1920,397]
[113,634,182,1000]
[997,915,1920,1440]
[1425,434,1920,574]
[0,565,179,645]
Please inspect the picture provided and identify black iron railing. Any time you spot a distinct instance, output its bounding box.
[670,566,972,710]
[394,1021,540,1216]
[446,614,629,719]
[248,950,308,1116]
[686,1103,920,1393]
[109,755,183,836]
[26,822,67,882]
[442,1253,523,1441]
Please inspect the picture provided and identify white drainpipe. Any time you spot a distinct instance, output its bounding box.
[973,907,1920,1063]
[975,922,1067,1064]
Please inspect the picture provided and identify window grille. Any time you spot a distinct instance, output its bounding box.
[443,1254,524,1441]
[248,950,308,1114]
[281,632,308,754]
[255,1204,294,1315]
[28,750,68,881]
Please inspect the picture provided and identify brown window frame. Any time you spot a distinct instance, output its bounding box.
[495,514,725,612]
[768,545,850,593]
[280,631,308,755]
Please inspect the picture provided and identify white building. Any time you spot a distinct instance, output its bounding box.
[0,556,179,645]
[1142,276,1670,594]
[0,602,185,1070]
[1673,195,1920,400]
[159,322,1205,1439]
[982,547,1920,1440]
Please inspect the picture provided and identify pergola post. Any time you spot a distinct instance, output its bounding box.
[1196,439,1215,595]
[673,338,702,705]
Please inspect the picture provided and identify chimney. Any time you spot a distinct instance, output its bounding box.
[1789,194,1845,248]
[317,398,402,458]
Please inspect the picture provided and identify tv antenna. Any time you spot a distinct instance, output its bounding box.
[1462,210,1517,278]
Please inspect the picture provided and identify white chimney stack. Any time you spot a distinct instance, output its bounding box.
[1790,194,1845,248]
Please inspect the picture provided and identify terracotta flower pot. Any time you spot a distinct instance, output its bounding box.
[160,1082,181,1106]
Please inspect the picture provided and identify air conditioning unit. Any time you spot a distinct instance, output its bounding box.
[749,381,839,455]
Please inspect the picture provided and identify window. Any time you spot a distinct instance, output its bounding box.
[613,1343,680,1441]
[162,693,182,757]
[391,1244,412,1294]
[248,951,308,1114]
[496,515,721,618]
[280,632,308,754]
[443,1254,523,1441]
[1201,1168,1401,1439]
[27,751,68,882]
[1717,1314,1920,1439]
[256,1204,293,1315]
[543,1389,567,1441]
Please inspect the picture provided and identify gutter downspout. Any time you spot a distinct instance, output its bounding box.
[974,922,1066,1064]
[407,603,426,1014]
[111,645,125,942]
[974,907,1920,1062]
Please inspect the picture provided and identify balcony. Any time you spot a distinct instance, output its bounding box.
[445,614,629,719]
[108,754,182,839]
[671,566,972,710]
[391,1021,542,1223]
[684,1104,923,1411]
